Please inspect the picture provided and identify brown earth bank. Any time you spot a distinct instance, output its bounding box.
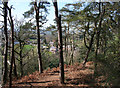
[2,61,116,88]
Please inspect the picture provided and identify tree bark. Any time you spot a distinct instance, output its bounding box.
[66,23,69,57]
[58,15,64,84]
[8,6,15,88]
[34,2,43,73]
[71,32,74,65]
[3,2,8,85]
[13,58,17,78]
[118,8,120,55]
[64,26,67,62]
[69,32,74,65]
[53,1,64,84]
[20,42,23,77]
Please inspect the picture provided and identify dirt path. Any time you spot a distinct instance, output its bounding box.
[2,62,106,88]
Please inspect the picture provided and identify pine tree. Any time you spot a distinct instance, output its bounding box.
[53,0,64,84]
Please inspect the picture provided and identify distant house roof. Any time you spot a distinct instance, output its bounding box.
[49,41,54,46]
[50,46,57,52]
[14,42,19,45]
[43,46,48,49]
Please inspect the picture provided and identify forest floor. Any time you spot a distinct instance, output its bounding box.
[2,61,108,88]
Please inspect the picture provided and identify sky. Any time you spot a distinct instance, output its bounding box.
[8,0,75,27]
[2,0,118,28]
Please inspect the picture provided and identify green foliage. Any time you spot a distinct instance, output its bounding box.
[42,51,59,69]
[23,6,34,18]
[23,45,34,51]
[60,2,120,86]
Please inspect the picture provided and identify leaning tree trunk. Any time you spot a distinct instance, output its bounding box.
[8,7,15,88]
[34,2,43,73]
[53,0,64,84]
[3,2,8,85]
[83,30,95,66]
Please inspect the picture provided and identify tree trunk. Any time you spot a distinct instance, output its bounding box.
[69,33,74,65]
[64,26,67,62]
[3,2,8,85]
[34,2,43,73]
[71,33,74,65]
[58,15,64,84]
[95,2,105,76]
[53,1,64,84]
[13,58,17,78]
[8,7,15,88]
[118,9,120,55]
[20,42,23,77]
[83,31,95,66]
[66,23,69,57]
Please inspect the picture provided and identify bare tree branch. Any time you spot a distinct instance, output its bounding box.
[14,50,20,56]
[0,13,4,16]
[22,49,31,58]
